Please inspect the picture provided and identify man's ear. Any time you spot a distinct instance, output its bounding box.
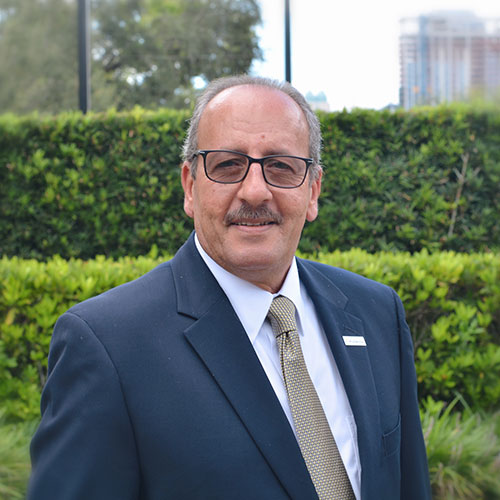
[181,162,194,218]
[306,170,322,222]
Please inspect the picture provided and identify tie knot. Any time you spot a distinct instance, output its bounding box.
[267,295,297,338]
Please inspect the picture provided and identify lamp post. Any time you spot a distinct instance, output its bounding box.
[78,0,91,113]
[284,0,291,83]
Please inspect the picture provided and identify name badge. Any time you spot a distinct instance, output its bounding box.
[343,335,367,346]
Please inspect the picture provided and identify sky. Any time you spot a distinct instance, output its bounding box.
[251,0,500,111]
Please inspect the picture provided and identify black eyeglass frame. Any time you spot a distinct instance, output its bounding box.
[191,149,314,189]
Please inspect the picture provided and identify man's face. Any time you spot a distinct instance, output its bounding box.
[181,84,321,293]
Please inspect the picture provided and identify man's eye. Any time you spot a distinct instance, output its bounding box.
[267,160,294,171]
[215,159,243,169]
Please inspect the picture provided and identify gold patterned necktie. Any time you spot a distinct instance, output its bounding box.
[267,295,355,500]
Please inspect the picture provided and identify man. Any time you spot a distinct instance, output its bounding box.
[29,75,431,499]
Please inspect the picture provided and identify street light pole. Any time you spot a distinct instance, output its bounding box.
[284,0,291,83]
[78,0,91,113]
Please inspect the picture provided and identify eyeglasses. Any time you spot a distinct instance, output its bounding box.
[192,150,314,189]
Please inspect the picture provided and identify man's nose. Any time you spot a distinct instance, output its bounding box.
[236,162,272,205]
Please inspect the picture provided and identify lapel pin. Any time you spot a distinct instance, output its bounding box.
[343,335,367,346]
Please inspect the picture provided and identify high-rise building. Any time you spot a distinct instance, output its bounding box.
[399,11,500,109]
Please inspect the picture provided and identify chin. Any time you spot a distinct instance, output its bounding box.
[230,254,274,271]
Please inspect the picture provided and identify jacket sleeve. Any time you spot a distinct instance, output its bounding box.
[393,290,432,500]
[28,312,140,500]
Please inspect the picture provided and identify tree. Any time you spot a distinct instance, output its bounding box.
[92,0,262,109]
[0,0,79,114]
[0,0,262,114]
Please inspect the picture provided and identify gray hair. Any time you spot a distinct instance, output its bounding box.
[182,75,322,181]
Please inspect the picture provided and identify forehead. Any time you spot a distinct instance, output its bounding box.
[197,84,309,149]
[205,84,302,114]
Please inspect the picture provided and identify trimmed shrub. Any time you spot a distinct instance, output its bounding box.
[1,250,499,422]
[1,105,500,259]
[310,106,500,254]
[315,249,500,410]
[0,108,190,259]
[0,252,160,421]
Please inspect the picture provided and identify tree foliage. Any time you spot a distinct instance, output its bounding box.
[0,0,262,113]
[0,0,79,114]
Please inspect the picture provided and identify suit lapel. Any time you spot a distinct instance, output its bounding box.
[297,260,381,487]
[170,235,318,500]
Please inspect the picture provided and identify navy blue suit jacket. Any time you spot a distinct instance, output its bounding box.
[29,234,431,499]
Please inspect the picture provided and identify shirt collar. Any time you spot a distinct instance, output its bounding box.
[194,233,305,344]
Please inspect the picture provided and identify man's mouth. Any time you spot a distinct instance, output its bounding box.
[232,221,276,227]
[224,202,283,227]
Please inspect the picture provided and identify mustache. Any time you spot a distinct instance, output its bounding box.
[224,203,283,225]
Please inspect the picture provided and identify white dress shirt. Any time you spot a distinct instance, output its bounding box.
[194,235,361,499]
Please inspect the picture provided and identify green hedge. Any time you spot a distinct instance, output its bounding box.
[1,250,499,422]
[1,105,500,259]
[0,108,190,259]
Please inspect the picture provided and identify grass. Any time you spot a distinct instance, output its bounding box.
[0,413,36,500]
[0,400,499,499]
[423,397,500,500]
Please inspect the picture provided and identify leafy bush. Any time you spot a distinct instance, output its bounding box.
[422,397,500,499]
[0,252,162,422]
[0,108,191,259]
[310,106,500,254]
[316,249,500,410]
[1,105,500,259]
[1,250,499,422]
